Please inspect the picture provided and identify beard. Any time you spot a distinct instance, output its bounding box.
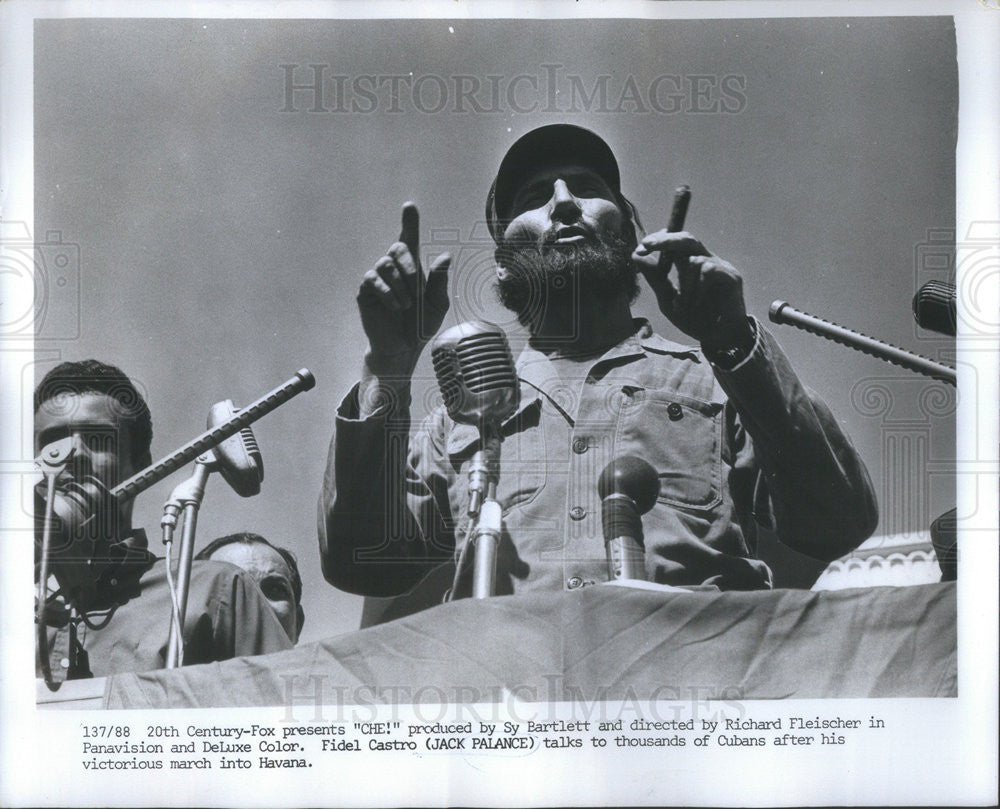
[494,232,639,327]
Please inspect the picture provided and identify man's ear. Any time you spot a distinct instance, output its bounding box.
[617,195,643,252]
[621,216,640,253]
[494,243,511,275]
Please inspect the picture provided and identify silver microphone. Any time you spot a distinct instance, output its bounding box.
[432,321,520,599]
[431,321,519,517]
[431,320,519,427]
[206,400,264,497]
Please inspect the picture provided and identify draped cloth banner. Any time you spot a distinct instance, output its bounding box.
[105,582,956,709]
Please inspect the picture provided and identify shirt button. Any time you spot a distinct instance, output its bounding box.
[569,506,586,521]
[572,437,588,454]
[667,402,684,421]
[567,576,583,590]
[59,657,70,669]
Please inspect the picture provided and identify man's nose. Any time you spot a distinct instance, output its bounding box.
[550,179,582,223]
[67,432,95,474]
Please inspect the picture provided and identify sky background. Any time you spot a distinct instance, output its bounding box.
[31,16,957,642]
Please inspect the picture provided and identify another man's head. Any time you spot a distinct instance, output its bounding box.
[486,125,642,326]
[34,359,153,527]
[197,532,304,643]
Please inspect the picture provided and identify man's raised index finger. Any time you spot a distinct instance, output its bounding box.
[399,201,420,257]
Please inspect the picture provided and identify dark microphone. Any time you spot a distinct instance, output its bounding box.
[206,400,264,497]
[432,320,519,516]
[913,281,956,336]
[598,456,659,581]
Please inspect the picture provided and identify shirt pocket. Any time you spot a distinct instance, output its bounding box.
[613,387,724,510]
[445,417,546,516]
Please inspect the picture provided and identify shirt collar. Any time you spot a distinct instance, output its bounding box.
[633,319,702,358]
[515,318,700,379]
[448,320,701,449]
[90,529,156,607]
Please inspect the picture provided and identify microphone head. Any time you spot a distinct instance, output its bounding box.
[598,456,659,515]
[295,368,317,391]
[912,280,956,336]
[207,400,264,497]
[431,321,519,427]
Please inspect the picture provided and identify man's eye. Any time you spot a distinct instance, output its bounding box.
[259,577,291,601]
[573,182,602,198]
[515,190,548,210]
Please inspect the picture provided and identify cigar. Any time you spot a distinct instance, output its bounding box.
[666,185,691,233]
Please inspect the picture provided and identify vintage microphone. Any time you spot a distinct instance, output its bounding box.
[114,369,313,503]
[769,301,956,386]
[431,321,519,598]
[598,457,659,581]
[162,402,264,668]
[912,280,956,337]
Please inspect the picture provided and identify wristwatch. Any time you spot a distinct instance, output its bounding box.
[703,318,757,369]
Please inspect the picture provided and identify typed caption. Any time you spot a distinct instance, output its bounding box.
[79,711,885,771]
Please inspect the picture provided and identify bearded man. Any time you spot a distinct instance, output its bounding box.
[319,125,877,623]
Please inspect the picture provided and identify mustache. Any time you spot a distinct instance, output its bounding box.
[497,226,603,262]
[541,223,597,245]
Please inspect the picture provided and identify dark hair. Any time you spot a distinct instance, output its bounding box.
[196,532,303,610]
[34,359,153,465]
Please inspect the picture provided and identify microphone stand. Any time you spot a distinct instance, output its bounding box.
[469,428,502,599]
[160,410,263,667]
[161,454,213,669]
[35,438,99,687]
[35,439,72,690]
